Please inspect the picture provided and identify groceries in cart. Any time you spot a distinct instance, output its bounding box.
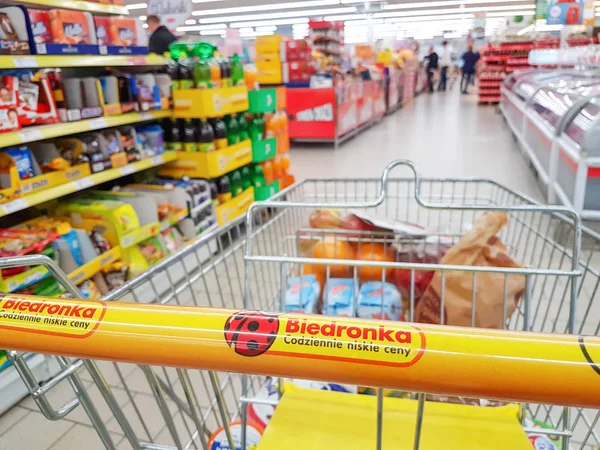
[302,208,525,328]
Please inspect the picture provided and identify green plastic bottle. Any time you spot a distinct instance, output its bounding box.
[193,57,211,89]
[252,164,265,188]
[230,170,243,197]
[240,165,252,190]
[249,114,265,142]
[225,115,240,146]
[237,114,249,141]
[231,54,244,86]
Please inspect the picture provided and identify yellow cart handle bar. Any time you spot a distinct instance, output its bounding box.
[0,294,598,408]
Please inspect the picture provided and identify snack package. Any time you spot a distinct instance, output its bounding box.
[523,416,562,450]
[323,278,354,316]
[48,10,91,45]
[28,9,53,43]
[415,211,525,328]
[94,16,112,46]
[109,18,137,46]
[4,147,35,179]
[285,275,320,313]
[356,281,402,321]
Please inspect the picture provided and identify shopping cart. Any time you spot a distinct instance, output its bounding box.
[0,160,599,450]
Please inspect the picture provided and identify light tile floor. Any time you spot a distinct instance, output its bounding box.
[1,89,596,450]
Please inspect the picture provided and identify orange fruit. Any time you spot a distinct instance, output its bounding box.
[312,238,355,278]
[356,243,394,282]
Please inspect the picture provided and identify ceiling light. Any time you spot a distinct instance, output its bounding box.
[192,0,340,16]
[256,26,278,32]
[293,23,310,28]
[239,27,254,33]
[139,15,147,21]
[185,19,196,25]
[375,4,533,19]
[239,31,275,37]
[486,9,534,15]
[385,14,475,22]
[125,2,146,10]
[195,6,356,22]
[201,29,228,35]
[229,18,310,28]
[324,13,367,20]
[176,23,228,32]
[384,0,532,9]
[142,23,148,28]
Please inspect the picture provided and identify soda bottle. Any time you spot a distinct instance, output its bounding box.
[272,155,282,179]
[265,114,276,139]
[230,170,243,197]
[210,118,228,149]
[178,57,194,90]
[220,57,231,88]
[209,57,221,89]
[249,114,265,141]
[169,119,183,151]
[193,57,211,89]
[209,180,219,206]
[167,58,180,90]
[261,160,273,184]
[218,175,232,204]
[244,64,258,91]
[197,119,215,152]
[231,54,244,86]
[280,152,291,172]
[252,164,265,188]
[224,115,240,146]
[240,165,252,190]
[183,119,198,152]
[237,114,249,141]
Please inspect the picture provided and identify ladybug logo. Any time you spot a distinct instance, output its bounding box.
[224,311,280,357]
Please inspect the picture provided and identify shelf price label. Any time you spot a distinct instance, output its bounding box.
[151,155,164,166]
[120,165,137,176]
[74,178,94,191]
[89,118,108,130]
[1,199,28,216]
[18,129,44,143]
[13,56,38,69]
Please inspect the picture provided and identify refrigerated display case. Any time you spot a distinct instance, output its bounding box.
[500,69,600,219]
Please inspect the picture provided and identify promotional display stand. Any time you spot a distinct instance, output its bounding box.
[286,80,386,149]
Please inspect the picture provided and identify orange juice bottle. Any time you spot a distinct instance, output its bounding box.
[265,114,277,139]
[244,65,258,90]
[210,57,221,89]
[261,160,273,184]
[280,153,291,172]
[273,155,283,179]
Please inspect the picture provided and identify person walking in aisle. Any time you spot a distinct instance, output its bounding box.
[460,45,480,94]
[424,47,439,93]
[438,41,451,91]
[147,15,177,55]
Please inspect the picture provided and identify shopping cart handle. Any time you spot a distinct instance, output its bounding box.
[0,294,598,409]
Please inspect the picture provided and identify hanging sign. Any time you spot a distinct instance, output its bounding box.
[147,0,192,31]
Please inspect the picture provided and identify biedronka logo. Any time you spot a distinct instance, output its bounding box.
[224,311,426,367]
[0,295,106,338]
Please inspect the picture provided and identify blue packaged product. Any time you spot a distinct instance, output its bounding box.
[285,275,319,314]
[357,281,402,321]
[323,278,355,317]
[4,146,35,179]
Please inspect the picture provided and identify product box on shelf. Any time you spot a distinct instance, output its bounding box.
[94,16,149,56]
[281,40,311,62]
[248,89,277,114]
[172,86,249,119]
[0,75,20,132]
[215,185,254,226]
[29,9,100,56]
[252,138,277,163]
[254,179,279,201]
[255,35,283,54]
[256,60,283,85]
[18,74,61,127]
[283,61,314,83]
[0,156,22,204]
[159,139,252,179]
[0,6,31,55]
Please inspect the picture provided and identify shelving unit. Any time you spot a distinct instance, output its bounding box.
[0,152,177,217]
[16,0,128,15]
[0,110,171,150]
[0,54,167,69]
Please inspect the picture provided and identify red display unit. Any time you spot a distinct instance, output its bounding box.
[286,80,385,147]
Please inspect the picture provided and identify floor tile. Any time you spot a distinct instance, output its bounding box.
[0,406,29,436]
[48,424,122,450]
[0,410,71,450]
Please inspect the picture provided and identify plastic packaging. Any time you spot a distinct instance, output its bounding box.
[231,54,244,86]
[230,170,243,197]
[323,278,355,316]
[356,282,402,321]
[224,115,239,146]
[197,119,215,152]
[237,114,249,141]
[193,58,211,89]
[183,119,197,152]
[285,275,320,314]
[211,118,228,150]
[218,175,232,204]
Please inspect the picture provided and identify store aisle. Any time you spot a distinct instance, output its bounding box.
[292,89,543,202]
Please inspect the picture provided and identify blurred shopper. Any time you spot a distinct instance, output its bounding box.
[424,47,439,93]
[438,41,451,91]
[461,45,480,94]
[147,15,177,55]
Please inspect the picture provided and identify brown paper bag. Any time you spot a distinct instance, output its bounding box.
[415,211,525,328]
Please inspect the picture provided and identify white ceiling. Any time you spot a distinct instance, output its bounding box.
[126,0,536,40]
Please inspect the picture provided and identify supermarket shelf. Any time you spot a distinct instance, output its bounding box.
[120,222,161,248]
[0,54,167,69]
[258,388,532,450]
[0,152,177,218]
[191,198,213,216]
[0,354,61,415]
[0,110,171,150]
[16,0,128,14]
[68,246,121,285]
[160,208,190,232]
